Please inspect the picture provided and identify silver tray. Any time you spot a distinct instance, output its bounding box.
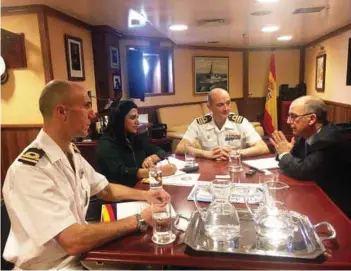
[181,209,336,259]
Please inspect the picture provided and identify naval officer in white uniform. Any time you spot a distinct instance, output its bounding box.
[176,88,269,160]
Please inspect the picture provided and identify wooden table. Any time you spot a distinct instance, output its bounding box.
[83,155,351,269]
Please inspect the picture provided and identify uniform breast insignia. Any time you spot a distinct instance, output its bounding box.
[18,148,45,166]
[228,113,244,124]
[196,115,212,125]
[71,143,81,153]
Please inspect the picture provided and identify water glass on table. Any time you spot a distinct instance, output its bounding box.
[149,166,163,190]
[184,142,196,167]
[151,197,176,245]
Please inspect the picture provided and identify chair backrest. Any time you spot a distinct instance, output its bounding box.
[158,104,203,128]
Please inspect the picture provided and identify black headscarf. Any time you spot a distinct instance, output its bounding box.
[105,100,138,141]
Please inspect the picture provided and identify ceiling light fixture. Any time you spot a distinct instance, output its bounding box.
[257,0,279,3]
[277,35,292,41]
[261,25,279,32]
[251,10,272,16]
[169,24,188,31]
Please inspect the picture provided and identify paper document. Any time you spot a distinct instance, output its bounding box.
[187,181,264,204]
[163,173,200,187]
[101,201,176,222]
[243,157,279,170]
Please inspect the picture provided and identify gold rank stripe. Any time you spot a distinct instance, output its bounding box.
[18,157,38,164]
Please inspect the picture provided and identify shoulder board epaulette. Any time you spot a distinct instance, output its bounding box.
[71,143,81,153]
[228,113,244,124]
[18,148,45,166]
[196,115,212,125]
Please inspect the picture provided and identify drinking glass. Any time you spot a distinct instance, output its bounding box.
[149,166,163,190]
[184,143,196,167]
[151,197,176,245]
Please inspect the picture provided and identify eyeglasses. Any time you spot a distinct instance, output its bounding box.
[127,114,139,120]
[287,112,314,121]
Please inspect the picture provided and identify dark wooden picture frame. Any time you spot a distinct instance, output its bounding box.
[193,56,229,95]
[64,34,85,81]
[315,54,326,92]
[112,73,121,91]
[110,46,120,69]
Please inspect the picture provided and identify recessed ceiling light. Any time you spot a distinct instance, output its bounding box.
[169,24,188,31]
[257,0,279,3]
[261,25,279,32]
[277,35,292,41]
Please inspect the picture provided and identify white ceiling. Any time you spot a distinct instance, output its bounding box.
[2,0,351,47]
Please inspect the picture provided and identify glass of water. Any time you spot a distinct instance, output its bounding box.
[226,139,243,173]
[151,197,176,245]
[184,142,196,167]
[149,166,163,190]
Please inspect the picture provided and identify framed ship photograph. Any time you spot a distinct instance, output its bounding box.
[194,56,229,95]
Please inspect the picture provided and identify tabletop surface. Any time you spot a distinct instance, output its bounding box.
[84,155,351,270]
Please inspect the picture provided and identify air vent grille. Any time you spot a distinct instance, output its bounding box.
[293,6,325,14]
[198,19,226,26]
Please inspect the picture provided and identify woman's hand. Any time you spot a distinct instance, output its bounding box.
[142,155,159,168]
[160,164,177,176]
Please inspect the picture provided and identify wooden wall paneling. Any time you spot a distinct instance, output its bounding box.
[1,126,41,183]
[325,100,351,123]
[37,7,54,83]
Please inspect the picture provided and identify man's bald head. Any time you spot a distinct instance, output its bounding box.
[207,88,230,105]
[39,80,77,119]
[292,95,328,124]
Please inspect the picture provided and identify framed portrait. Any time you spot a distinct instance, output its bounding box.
[110,46,120,69]
[193,56,229,95]
[112,73,121,91]
[315,54,326,92]
[64,34,85,81]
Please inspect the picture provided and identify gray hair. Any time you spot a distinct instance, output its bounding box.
[295,96,328,124]
[39,80,72,118]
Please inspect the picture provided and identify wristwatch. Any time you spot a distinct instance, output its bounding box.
[136,214,148,232]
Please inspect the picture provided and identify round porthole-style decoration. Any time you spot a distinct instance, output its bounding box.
[0,56,9,84]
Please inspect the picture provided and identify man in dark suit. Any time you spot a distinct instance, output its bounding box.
[270,96,351,218]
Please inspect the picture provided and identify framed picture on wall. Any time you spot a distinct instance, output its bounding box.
[193,56,229,95]
[112,73,121,92]
[315,54,326,92]
[110,46,120,69]
[64,34,85,81]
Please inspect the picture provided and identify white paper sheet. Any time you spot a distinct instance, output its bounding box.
[113,201,176,220]
[163,173,200,187]
[243,157,279,170]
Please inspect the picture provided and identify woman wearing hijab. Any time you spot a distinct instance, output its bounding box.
[97,100,176,187]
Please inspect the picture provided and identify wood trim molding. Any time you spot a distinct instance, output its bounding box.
[176,45,244,52]
[1,124,43,128]
[1,5,42,15]
[305,23,351,48]
[38,7,54,83]
[92,25,122,37]
[122,34,174,44]
[324,100,351,108]
[242,49,249,112]
[247,46,302,52]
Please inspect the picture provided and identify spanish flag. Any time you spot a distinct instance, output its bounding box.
[101,204,117,222]
[263,54,278,135]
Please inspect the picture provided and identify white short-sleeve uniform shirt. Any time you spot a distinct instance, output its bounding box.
[183,113,262,150]
[2,130,109,270]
